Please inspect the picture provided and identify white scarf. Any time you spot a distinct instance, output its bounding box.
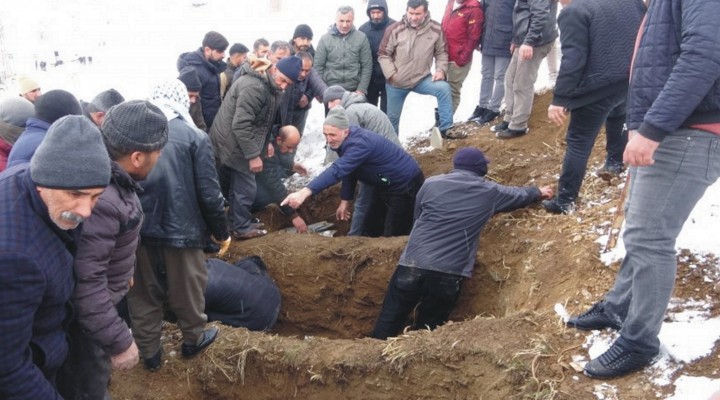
[148,79,195,127]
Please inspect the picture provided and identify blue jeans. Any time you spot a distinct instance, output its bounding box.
[556,91,627,205]
[479,54,511,113]
[386,76,453,135]
[371,265,463,340]
[603,128,720,354]
[348,182,373,236]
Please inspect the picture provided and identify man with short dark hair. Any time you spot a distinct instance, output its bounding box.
[253,38,270,59]
[0,115,111,399]
[82,88,125,127]
[359,1,396,112]
[177,31,229,129]
[221,43,250,98]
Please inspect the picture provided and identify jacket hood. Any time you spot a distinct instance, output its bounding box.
[366,0,389,17]
[176,48,222,74]
[340,92,367,108]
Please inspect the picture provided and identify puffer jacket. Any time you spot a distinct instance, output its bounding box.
[210,62,284,172]
[314,25,373,93]
[359,0,396,84]
[627,0,720,141]
[6,117,51,169]
[72,163,141,356]
[176,48,224,128]
[480,0,515,58]
[441,0,484,67]
[139,117,228,248]
[511,0,558,47]
[378,12,449,89]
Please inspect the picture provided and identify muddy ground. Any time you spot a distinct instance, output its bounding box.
[111,93,719,399]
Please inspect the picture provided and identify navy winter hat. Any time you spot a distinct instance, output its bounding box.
[202,31,229,51]
[178,67,202,92]
[276,56,303,83]
[31,115,111,189]
[453,147,489,176]
[293,24,314,40]
[35,89,83,124]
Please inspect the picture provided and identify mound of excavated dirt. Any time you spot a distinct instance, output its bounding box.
[111,92,719,400]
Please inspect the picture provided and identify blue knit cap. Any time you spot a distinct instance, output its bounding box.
[453,147,489,176]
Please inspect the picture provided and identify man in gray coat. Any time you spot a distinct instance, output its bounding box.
[371,147,552,339]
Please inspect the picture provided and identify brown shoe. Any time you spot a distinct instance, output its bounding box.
[232,229,267,240]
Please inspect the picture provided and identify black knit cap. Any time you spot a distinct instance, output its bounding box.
[202,31,229,51]
[101,100,169,155]
[276,56,303,83]
[34,89,83,124]
[178,67,202,92]
[293,24,314,40]
[229,43,250,55]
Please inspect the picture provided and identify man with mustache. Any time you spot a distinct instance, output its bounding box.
[0,115,111,399]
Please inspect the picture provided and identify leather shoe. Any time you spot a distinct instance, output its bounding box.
[181,326,219,358]
[566,301,622,331]
[584,341,658,379]
[143,348,162,371]
[232,229,267,240]
[542,198,572,215]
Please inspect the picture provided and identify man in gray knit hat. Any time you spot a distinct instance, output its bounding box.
[0,115,111,399]
[57,100,168,399]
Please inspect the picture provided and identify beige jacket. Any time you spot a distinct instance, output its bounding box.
[378,13,448,89]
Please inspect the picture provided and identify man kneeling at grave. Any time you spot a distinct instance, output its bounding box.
[371,147,553,339]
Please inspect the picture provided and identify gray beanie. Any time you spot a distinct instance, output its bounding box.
[324,105,349,129]
[31,115,111,189]
[0,97,35,128]
[323,85,346,105]
[101,100,169,156]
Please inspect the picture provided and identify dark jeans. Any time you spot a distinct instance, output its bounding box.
[366,79,388,114]
[557,92,628,205]
[57,322,112,400]
[363,171,424,237]
[229,167,257,233]
[371,266,463,340]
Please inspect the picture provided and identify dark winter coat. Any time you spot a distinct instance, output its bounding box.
[480,0,515,58]
[0,166,80,399]
[441,0,484,67]
[278,68,327,128]
[255,139,298,218]
[307,126,421,200]
[176,48,224,128]
[314,25,373,93]
[400,169,541,278]
[627,0,720,141]
[210,63,284,172]
[139,117,228,248]
[359,0,396,84]
[6,117,51,169]
[511,0,558,47]
[552,0,645,110]
[71,163,142,356]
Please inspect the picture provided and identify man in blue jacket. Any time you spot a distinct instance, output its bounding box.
[282,106,424,237]
[566,0,720,378]
[371,147,552,339]
[0,116,111,399]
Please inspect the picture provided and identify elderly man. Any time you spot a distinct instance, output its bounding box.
[371,147,552,339]
[359,0,396,113]
[566,0,720,379]
[315,6,372,96]
[378,0,454,138]
[56,101,169,399]
[211,56,302,240]
[278,51,327,135]
[283,106,423,237]
[82,88,125,127]
[0,115,111,399]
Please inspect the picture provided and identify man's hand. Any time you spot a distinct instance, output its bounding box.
[519,44,533,61]
[297,94,310,108]
[354,90,367,97]
[624,130,659,166]
[111,341,139,370]
[292,163,308,176]
[281,187,312,209]
[432,70,446,81]
[291,215,308,233]
[266,143,275,158]
[249,156,263,173]
[539,186,554,200]
[548,105,567,126]
[213,235,232,257]
[336,200,351,221]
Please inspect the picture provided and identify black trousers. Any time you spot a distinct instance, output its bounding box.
[57,322,112,400]
[366,79,388,114]
[363,171,424,237]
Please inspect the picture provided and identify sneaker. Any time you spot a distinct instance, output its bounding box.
[584,341,659,379]
[181,326,219,358]
[596,163,625,181]
[143,348,163,372]
[495,127,527,139]
[467,106,488,121]
[542,198,572,215]
[566,301,622,331]
[490,121,509,132]
[477,110,500,125]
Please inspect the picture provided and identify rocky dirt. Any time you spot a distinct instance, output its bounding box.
[110,92,719,400]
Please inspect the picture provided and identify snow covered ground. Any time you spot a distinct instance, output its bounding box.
[1,1,718,398]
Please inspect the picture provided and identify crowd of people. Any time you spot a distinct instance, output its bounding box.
[1,0,719,397]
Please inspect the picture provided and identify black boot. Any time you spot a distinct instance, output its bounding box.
[467,106,488,121]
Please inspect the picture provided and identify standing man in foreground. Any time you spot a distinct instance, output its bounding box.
[0,115,111,399]
[566,0,720,378]
[372,147,552,339]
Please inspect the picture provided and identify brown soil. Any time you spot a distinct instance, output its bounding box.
[110,92,719,400]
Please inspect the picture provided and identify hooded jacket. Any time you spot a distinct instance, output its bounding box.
[314,25,373,93]
[441,0,484,67]
[359,0,396,83]
[378,12,449,89]
[176,48,224,128]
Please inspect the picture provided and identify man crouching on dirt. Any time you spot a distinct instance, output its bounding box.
[282,105,424,237]
[371,147,552,339]
[0,116,111,399]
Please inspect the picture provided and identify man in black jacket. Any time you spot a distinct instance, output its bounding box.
[359,0,395,113]
[542,0,645,214]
